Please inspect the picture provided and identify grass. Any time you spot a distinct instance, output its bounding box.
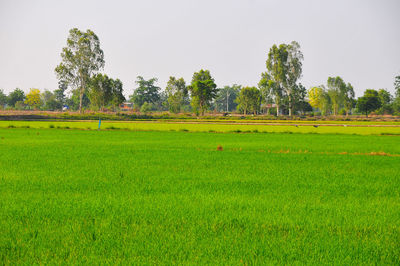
[0,128,399,264]
[0,120,400,135]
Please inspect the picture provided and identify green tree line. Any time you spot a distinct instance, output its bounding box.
[2,28,400,116]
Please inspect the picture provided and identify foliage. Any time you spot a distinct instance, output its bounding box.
[259,72,281,114]
[140,102,153,113]
[54,80,68,108]
[55,28,104,113]
[66,89,90,111]
[326,77,355,115]
[0,89,7,108]
[131,76,160,108]
[308,86,323,109]
[41,90,62,110]
[88,74,112,110]
[377,89,393,114]
[356,89,382,117]
[236,86,261,114]
[215,85,241,112]
[262,41,303,116]
[188,69,218,115]
[7,88,25,107]
[394,75,400,98]
[24,89,42,109]
[110,79,126,109]
[166,77,188,113]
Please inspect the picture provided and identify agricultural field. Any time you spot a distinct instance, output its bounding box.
[0,120,400,135]
[0,124,399,264]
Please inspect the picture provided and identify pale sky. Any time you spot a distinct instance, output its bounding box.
[0,0,399,98]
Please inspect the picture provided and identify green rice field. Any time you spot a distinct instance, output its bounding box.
[1,120,400,135]
[0,125,399,264]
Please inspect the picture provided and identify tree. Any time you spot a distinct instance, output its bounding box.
[263,41,303,116]
[88,74,125,110]
[54,80,68,110]
[130,76,160,108]
[326,77,355,116]
[327,77,345,115]
[308,86,324,110]
[377,89,393,114]
[356,89,381,117]
[55,28,105,113]
[259,72,282,115]
[394,75,400,98]
[88,74,113,110]
[140,102,153,113]
[41,90,62,110]
[292,83,310,114]
[25,89,42,109]
[8,88,25,107]
[0,89,7,109]
[215,85,240,112]
[308,86,331,115]
[188,69,218,115]
[236,86,261,115]
[166,77,188,113]
[110,79,125,110]
[342,83,355,115]
[393,76,400,113]
[286,41,304,116]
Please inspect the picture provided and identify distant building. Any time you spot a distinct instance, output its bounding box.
[120,102,133,111]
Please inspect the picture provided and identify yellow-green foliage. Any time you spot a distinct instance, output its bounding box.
[24,88,42,108]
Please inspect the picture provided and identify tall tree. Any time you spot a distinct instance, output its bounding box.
[327,76,346,115]
[55,28,105,113]
[130,76,160,108]
[188,69,218,115]
[342,83,355,115]
[263,41,303,116]
[286,41,304,116]
[394,75,400,98]
[393,76,400,113]
[166,77,188,113]
[8,88,25,107]
[236,86,261,115]
[215,85,240,112]
[356,89,381,117]
[25,89,42,109]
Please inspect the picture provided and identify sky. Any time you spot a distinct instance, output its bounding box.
[0,0,399,98]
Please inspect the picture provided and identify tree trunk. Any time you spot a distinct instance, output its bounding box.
[79,87,83,114]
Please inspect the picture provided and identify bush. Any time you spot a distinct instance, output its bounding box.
[140,102,153,113]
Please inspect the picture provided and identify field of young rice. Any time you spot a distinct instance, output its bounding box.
[1,120,400,135]
[0,128,399,264]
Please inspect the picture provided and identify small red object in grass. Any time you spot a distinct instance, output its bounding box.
[217,145,223,151]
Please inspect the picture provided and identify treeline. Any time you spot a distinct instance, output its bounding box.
[1,28,400,117]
